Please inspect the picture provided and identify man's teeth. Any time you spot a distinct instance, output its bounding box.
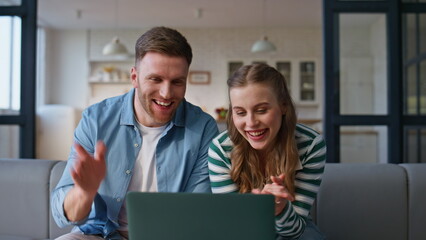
[155,100,171,106]
[248,130,265,136]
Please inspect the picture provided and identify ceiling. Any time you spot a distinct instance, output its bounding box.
[38,0,323,30]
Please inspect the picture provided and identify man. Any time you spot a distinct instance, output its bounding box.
[51,27,219,239]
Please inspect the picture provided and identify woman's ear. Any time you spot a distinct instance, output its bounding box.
[281,103,287,115]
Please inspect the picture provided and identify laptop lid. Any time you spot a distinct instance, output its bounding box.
[126,192,275,240]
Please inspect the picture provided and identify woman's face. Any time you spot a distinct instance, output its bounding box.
[230,83,285,153]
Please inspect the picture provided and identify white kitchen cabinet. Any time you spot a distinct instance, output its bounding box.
[227,59,319,105]
[299,61,316,103]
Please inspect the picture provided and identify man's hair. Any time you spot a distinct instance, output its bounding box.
[135,26,192,66]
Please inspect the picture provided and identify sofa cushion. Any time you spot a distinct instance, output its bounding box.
[316,163,407,240]
[400,163,426,240]
[0,159,58,240]
[0,235,45,240]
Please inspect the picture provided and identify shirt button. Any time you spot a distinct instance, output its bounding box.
[104,229,107,233]
[134,143,139,147]
[125,170,131,174]
[117,198,121,202]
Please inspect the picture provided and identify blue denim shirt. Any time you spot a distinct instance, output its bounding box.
[51,89,218,238]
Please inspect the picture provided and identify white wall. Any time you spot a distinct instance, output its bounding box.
[43,27,323,119]
[44,29,88,110]
[182,27,323,119]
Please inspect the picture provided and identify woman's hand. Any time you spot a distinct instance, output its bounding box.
[252,174,295,216]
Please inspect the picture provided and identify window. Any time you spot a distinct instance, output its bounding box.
[0,0,21,6]
[323,0,418,163]
[339,14,387,115]
[0,16,21,114]
[0,0,37,158]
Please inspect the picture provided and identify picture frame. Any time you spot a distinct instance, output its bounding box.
[189,71,211,85]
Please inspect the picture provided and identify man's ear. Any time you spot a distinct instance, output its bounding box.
[131,67,138,88]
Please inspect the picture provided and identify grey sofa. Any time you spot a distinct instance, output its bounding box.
[313,163,426,240]
[0,159,71,240]
[0,158,425,240]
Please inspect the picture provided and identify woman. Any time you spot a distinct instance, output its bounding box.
[208,63,326,239]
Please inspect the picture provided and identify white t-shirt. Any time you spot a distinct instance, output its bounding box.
[117,121,167,233]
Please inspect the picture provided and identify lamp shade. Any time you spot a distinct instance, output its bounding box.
[251,36,276,53]
[102,37,128,56]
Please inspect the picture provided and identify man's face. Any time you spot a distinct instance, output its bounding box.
[131,52,189,127]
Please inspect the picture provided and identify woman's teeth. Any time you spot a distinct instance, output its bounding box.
[248,130,265,136]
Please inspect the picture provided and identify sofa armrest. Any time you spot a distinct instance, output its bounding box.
[400,164,426,240]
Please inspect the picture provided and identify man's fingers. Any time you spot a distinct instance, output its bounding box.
[94,141,106,162]
[70,167,82,185]
[74,143,91,160]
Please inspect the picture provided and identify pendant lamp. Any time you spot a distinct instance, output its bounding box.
[102,37,128,55]
[102,0,128,56]
[251,36,276,53]
[251,0,276,53]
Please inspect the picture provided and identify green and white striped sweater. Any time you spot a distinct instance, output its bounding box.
[208,124,326,239]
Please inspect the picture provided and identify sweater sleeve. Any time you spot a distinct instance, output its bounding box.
[275,133,326,238]
[207,132,239,193]
[208,130,326,239]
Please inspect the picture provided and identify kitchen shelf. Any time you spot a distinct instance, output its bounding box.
[89,81,131,84]
[87,59,133,106]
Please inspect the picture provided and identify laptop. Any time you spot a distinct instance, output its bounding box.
[126,192,276,240]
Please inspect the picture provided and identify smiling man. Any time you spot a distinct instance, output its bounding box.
[132,51,188,127]
[51,27,219,240]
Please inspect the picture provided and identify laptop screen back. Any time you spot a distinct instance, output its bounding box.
[126,192,275,240]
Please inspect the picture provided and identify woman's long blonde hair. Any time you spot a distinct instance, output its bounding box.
[227,63,299,196]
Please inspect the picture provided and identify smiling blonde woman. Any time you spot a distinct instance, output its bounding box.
[208,63,326,240]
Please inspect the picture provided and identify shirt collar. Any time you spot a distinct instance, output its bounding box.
[171,99,186,127]
[120,88,136,126]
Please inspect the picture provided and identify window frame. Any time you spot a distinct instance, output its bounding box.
[0,0,37,158]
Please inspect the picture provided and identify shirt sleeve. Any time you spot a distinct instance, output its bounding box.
[50,109,96,227]
[207,132,239,193]
[184,116,219,193]
[275,134,326,238]
[51,184,89,227]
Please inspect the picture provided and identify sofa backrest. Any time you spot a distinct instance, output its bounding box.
[0,159,58,239]
[316,163,408,240]
[49,161,73,238]
[1,159,425,240]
